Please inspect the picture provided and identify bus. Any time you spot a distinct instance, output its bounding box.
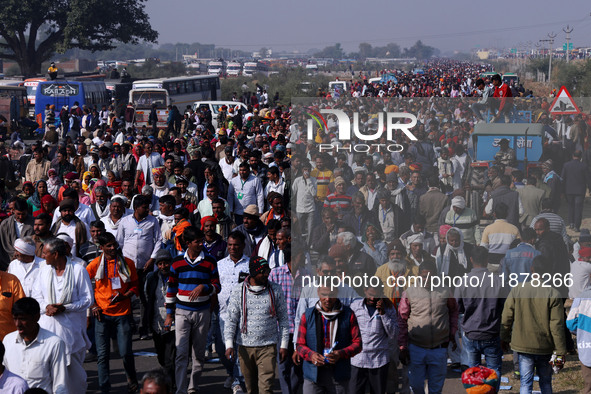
[242,61,269,77]
[130,76,221,128]
[23,78,47,108]
[226,62,242,77]
[128,88,169,128]
[35,80,109,122]
[207,61,225,76]
[105,80,133,115]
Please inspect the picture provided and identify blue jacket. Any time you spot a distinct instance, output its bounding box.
[501,243,541,281]
[302,306,354,383]
[567,289,591,367]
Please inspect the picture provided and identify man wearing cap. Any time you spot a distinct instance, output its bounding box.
[444,196,480,246]
[518,175,546,227]
[324,177,352,216]
[25,148,51,183]
[0,198,34,270]
[51,198,90,258]
[202,216,227,262]
[86,232,140,393]
[52,187,96,229]
[494,138,516,167]
[229,162,264,225]
[234,204,268,257]
[97,145,115,178]
[146,249,176,381]
[225,256,289,394]
[7,237,44,297]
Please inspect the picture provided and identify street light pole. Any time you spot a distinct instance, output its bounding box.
[563,25,574,64]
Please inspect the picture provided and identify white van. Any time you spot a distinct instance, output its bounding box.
[192,101,248,129]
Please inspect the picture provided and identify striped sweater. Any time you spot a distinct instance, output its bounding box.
[165,251,221,314]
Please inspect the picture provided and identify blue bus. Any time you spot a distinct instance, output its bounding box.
[35,80,109,122]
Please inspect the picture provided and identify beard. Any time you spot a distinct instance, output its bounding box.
[388,259,406,274]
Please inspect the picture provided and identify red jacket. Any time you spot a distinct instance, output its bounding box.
[493,83,512,111]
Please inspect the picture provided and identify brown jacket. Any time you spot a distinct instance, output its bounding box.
[25,159,51,182]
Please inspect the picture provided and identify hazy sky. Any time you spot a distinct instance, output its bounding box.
[145,0,591,53]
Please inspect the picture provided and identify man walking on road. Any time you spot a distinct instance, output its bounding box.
[561,150,588,232]
[165,226,221,394]
[225,257,290,394]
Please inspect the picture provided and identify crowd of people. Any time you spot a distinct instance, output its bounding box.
[0,59,588,394]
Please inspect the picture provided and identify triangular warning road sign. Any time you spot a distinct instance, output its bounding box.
[549,86,580,114]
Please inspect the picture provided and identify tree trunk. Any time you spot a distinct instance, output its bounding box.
[21,56,43,77]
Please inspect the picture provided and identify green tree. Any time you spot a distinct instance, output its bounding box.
[403,40,436,60]
[0,0,158,76]
[314,43,344,59]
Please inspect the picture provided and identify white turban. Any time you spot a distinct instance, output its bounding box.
[407,233,424,245]
[56,234,74,249]
[451,196,466,209]
[14,239,36,257]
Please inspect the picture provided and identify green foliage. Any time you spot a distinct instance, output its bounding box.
[125,60,188,79]
[553,60,591,96]
[350,42,401,59]
[314,43,345,60]
[0,0,158,75]
[402,40,437,60]
[527,58,550,74]
[220,69,332,104]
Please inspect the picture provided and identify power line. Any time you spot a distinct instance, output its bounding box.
[209,18,584,48]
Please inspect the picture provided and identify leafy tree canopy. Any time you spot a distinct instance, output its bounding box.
[0,0,158,76]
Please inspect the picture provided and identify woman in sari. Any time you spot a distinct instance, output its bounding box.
[33,194,58,217]
[81,171,93,193]
[27,179,50,212]
[71,179,91,205]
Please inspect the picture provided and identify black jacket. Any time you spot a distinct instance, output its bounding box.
[145,271,167,334]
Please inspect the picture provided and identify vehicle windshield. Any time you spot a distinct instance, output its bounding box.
[132,91,167,108]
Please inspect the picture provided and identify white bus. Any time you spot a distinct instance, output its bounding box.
[130,76,221,128]
[226,62,242,77]
[208,61,225,76]
[242,61,269,77]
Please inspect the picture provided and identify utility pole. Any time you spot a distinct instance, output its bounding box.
[563,25,574,64]
[540,33,557,84]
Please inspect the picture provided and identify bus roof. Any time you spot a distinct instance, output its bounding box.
[472,123,543,137]
[134,76,216,84]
